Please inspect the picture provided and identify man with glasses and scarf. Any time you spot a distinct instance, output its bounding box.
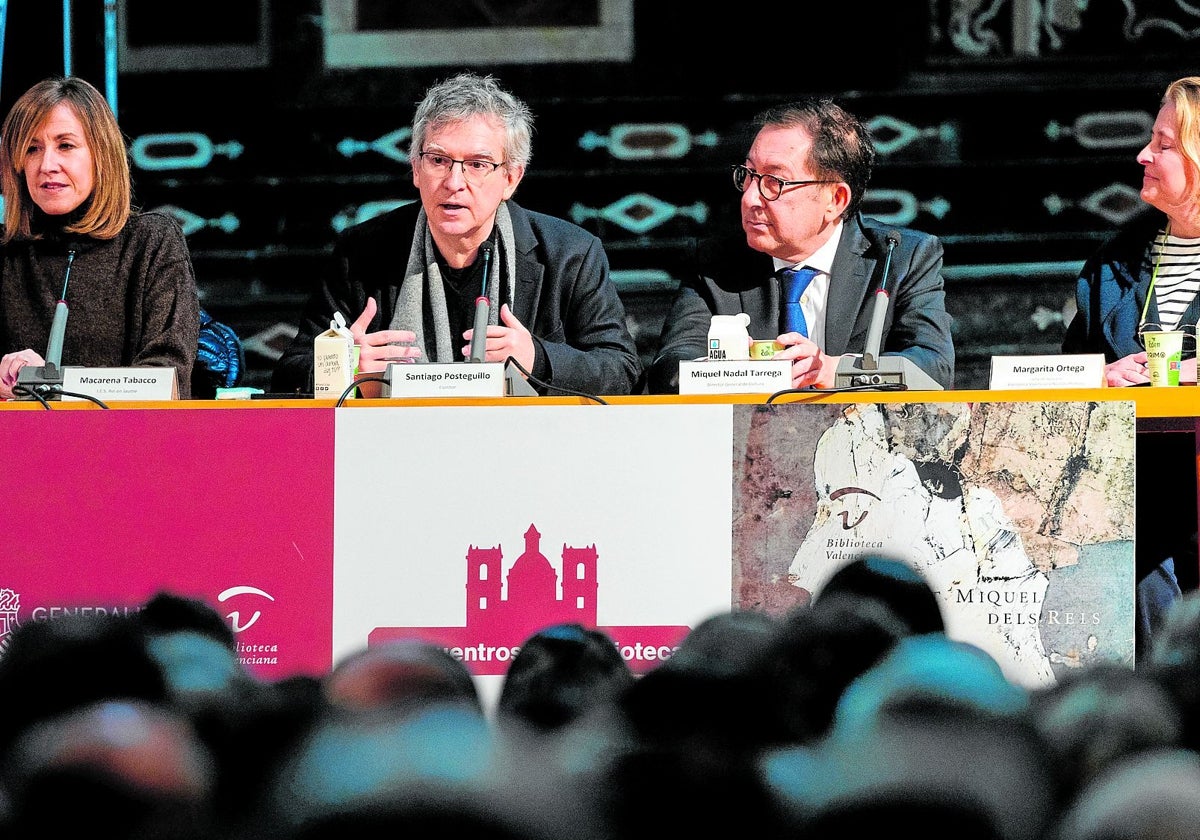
[647,98,954,394]
[273,72,641,398]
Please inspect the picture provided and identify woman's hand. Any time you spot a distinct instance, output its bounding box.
[1181,357,1197,385]
[1104,351,1151,387]
[0,349,46,399]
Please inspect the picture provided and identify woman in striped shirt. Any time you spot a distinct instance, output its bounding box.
[1063,75,1200,386]
[1062,76,1200,663]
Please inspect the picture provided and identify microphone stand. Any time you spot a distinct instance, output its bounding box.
[15,249,75,399]
[832,233,942,391]
[468,241,493,363]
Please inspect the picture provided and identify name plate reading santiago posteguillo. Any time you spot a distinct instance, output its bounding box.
[678,359,792,395]
[62,367,178,401]
[989,354,1106,390]
[384,362,506,398]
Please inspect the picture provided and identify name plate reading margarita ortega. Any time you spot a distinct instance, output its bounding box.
[62,367,178,401]
[678,359,792,395]
[383,362,506,398]
[989,355,1106,390]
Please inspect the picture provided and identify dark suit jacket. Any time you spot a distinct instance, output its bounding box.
[646,214,955,393]
[272,200,642,396]
[1063,209,1200,362]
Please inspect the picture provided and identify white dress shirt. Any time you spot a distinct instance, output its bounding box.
[771,220,844,349]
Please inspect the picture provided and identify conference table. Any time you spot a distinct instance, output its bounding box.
[2,386,1196,702]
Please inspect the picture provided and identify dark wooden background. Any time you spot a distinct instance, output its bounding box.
[4,0,1196,391]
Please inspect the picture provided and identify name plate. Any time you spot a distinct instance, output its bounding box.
[679,359,792,395]
[989,354,1106,390]
[383,362,505,398]
[61,367,178,401]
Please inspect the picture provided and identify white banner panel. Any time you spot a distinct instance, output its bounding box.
[333,404,735,699]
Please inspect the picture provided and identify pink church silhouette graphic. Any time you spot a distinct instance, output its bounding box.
[369,523,693,675]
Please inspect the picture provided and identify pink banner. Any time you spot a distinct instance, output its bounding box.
[0,407,335,679]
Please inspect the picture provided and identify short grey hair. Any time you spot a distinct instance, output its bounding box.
[410,72,534,169]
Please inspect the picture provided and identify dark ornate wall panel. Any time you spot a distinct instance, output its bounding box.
[3,0,1197,391]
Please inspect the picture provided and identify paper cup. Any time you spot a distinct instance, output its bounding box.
[750,340,784,360]
[1143,330,1185,387]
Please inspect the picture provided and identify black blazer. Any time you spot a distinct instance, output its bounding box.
[647,213,955,393]
[273,200,642,396]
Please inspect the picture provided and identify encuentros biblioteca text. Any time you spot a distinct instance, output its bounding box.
[445,640,680,665]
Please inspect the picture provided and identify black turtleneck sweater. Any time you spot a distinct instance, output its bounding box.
[0,209,200,397]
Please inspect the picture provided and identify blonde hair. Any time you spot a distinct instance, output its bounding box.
[0,76,132,243]
[1163,76,1200,200]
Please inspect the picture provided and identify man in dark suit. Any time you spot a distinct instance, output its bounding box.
[648,98,954,394]
[272,72,641,398]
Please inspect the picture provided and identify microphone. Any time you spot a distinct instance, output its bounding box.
[46,299,68,368]
[468,241,492,363]
[16,248,75,397]
[833,231,942,391]
[861,231,899,371]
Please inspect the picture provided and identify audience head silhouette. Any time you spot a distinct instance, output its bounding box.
[765,634,1049,840]
[620,608,779,746]
[1029,660,1183,808]
[1051,748,1200,840]
[497,623,633,733]
[606,609,787,840]
[814,554,946,636]
[0,610,168,754]
[323,638,482,716]
[4,699,218,840]
[761,590,911,744]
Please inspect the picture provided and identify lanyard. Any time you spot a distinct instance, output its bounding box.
[1138,223,1170,332]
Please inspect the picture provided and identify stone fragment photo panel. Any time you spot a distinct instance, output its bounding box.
[732,400,1136,688]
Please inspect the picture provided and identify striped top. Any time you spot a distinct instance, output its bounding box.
[1149,229,1200,330]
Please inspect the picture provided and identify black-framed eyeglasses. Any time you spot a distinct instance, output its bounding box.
[731,164,837,202]
[418,151,507,184]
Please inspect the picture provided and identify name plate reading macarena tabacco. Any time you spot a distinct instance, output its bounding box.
[384,362,506,398]
[989,354,1106,390]
[62,367,178,401]
[678,359,792,395]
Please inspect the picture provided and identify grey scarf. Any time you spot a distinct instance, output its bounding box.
[390,202,517,362]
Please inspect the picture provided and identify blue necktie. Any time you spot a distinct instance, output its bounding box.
[781,266,818,337]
